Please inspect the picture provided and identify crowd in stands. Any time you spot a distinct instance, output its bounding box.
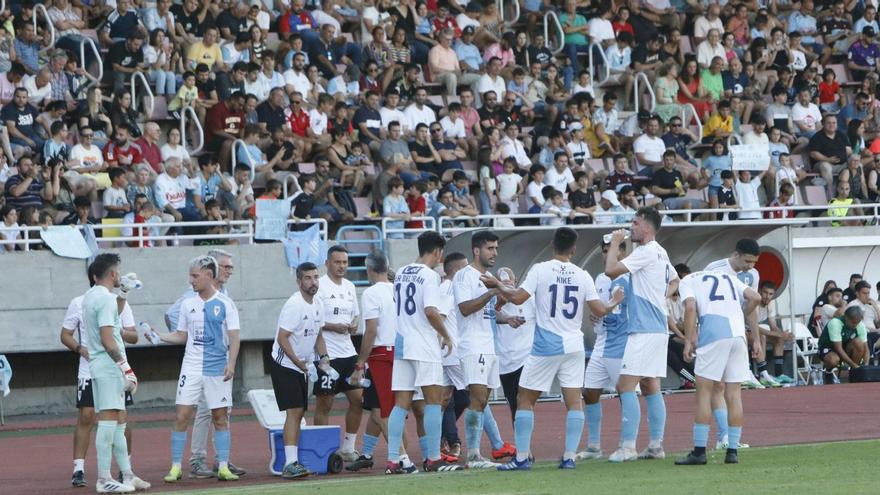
[1,0,880,249]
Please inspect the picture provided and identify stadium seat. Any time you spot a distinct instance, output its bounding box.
[353,197,373,219]
[299,162,316,174]
[151,95,170,121]
[803,185,828,206]
[587,158,606,174]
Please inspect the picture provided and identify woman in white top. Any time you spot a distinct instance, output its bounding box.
[0,205,21,252]
[145,28,178,96]
[161,127,193,174]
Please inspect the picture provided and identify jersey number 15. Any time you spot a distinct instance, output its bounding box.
[549,284,578,319]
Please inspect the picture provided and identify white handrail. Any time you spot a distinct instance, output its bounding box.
[498,0,521,27]
[381,216,436,239]
[79,37,102,91]
[633,72,656,114]
[680,103,704,143]
[130,72,155,116]
[588,41,611,87]
[232,138,257,181]
[543,11,565,55]
[33,4,56,47]
[179,106,204,154]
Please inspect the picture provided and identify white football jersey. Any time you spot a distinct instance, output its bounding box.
[176,292,240,377]
[621,241,676,334]
[520,259,599,355]
[439,279,460,366]
[360,281,396,348]
[679,271,749,348]
[317,275,360,359]
[272,292,325,373]
[394,263,445,363]
[705,258,760,291]
[495,299,536,374]
[453,265,498,358]
[63,295,134,380]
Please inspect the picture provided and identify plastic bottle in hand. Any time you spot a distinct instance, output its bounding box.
[140,322,160,345]
[345,376,372,388]
[307,363,319,382]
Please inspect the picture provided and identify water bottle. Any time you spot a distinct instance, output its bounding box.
[139,322,160,345]
[307,363,319,382]
[811,369,823,386]
[345,377,372,388]
[498,269,511,283]
[603,230,630,245]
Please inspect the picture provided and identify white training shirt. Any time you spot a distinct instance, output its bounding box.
[272,291,325,373]
[175,292,240,377]
[704,258,759,291]
[316,274,360,359]
[453,265,498,358]
[439,279,460,366]
[679,271,749,348]
[495,299,535,374]
[621,240,676,334]
[520,259,599,356]
[393,263,445,363]
[63,295,134,380]
[360,281,396,348]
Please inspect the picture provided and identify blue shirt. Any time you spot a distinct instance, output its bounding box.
[13,39,40,73]
[599,275,631,359]
[196,173,224,201]
[703,154,732,188]
[454,41,482,72]
[236,143,265,169]
[383,194,409,239]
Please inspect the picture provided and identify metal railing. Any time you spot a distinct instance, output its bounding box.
[543,11,565,55]
[498,0,521,27]
[633,72,656,114]
[336,225,384,286]
[381,216,436,239]
[680,103,704,144]
[588,41,611,87]
[232,138,257,181]
[130,72,155,117]
[79,37,102,91]
[33,4,56,47]
[179,106,204,154]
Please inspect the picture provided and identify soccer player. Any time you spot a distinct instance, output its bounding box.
[818,306,869,384]
[577,238,629,461]
[81,253,149,493]
[60,269,143,488]
[161,256,241,483]
[347,250,413,472]
[164,249,245,478]
[314,246,363,463]
[487,227,622,471]
[675,269,762,465]
[270,262,330,479]
[453,231,517,468]
[704,239,765,449]
[605,207,678,463]
[439,252,469,462]
[385,231,462,474]
[494,267,536,421]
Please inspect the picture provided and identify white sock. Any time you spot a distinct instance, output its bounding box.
[284,445,298,463]
[218,461,228,470]
[563,451,575,461]
[399,454,413,468]
[342,433,357,453]
[649,440,663,449]
[587,443,600,451]
[73,459,85,473]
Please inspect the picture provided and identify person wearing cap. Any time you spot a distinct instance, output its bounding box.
[455,26,484,75]
[429,29,481,96]
[595,188,621,225]
[456,2,483,40]
[107,31,146,94]
[848,25,880,82]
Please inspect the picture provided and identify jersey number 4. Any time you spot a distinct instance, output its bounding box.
[703,274,738,302]
[395,282,417,316]
[549,284,578,319]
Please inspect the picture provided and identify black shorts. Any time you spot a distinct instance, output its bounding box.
[270,361,309,411]
[313,355,358,396]
[361,368,378,410]
[350,335,364,354]
[76,378,133,409]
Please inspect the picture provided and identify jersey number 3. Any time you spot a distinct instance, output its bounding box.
[395,282,417,316]
[549,284,578,319]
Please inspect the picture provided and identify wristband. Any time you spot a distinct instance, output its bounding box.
[320,354,329,361]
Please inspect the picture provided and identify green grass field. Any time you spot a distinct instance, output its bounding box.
[177,439,877,495]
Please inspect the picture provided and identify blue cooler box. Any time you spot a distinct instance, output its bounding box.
[269,425,341,475]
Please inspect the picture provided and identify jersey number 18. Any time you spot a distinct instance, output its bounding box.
[395,282,417,316]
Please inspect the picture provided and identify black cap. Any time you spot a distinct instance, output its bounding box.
[463,26,475,35]
[864,25,876,37]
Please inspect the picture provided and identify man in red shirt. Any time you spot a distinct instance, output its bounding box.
[284,91,315,158]
[207,91,246,172]
[103,125,148,172]
[134,122,163,174]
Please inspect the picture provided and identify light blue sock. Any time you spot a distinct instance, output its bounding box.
[619,391,640,447]
[96,421,116,478]
[513,410,534,462]
[362,433,379,457]
[418,436,429,458]
[693,423,710,448]
[171,430,187,464]
[424,404,442,460]
[585,403,602,447]
[564,410,585,457]
[387,406,407,461]
[728,426,742,449]
[645,393,666,444]
[113,423,131,474]
[482,406,504,450]
[714,408,729,442]
[464,408,484,454]
[214,429,230,463]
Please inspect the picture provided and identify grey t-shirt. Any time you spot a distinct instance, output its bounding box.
[766,103,793,134]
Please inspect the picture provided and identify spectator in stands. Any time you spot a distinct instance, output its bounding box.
[476,58,507,108]
[103,168,130,219]
[22,68,54,110]
[383,177,411,239]
[716,170,739,220]
[632,114,665,175]
[545,152,575,196]
[702,139,731,209]
[310,156,354,226]
[702,98,734,144]
[193,155,236,219]
[13,22,45,76]
[828,180,864,226]
[500,122,532,171]
[353,90,383,153]
[100,0,143,47]
[61,195,100,232]
[735,169,765,220]
[838,92,871,129]
[145,28,178,97]
[697,29,727,70]
[848,26,880,82]
[765,182,797,219]
[403,87,438,132]
[430,185,478,219]
[160,128,193,174]
[839,155,870,203]
[5,156,54,210]
[652,149,703,212]
[207,91,246,171]
[430,28,481,96]
[126,164,157,208]
[107,31,146,94]
[809,114,851,197]
[569,170,596,223]
[792,88,823,139]
[155,157,201,225]
[135,123,163,174]
[103,125,146,172]
[819,306,868,383]
[3,88,43,158]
